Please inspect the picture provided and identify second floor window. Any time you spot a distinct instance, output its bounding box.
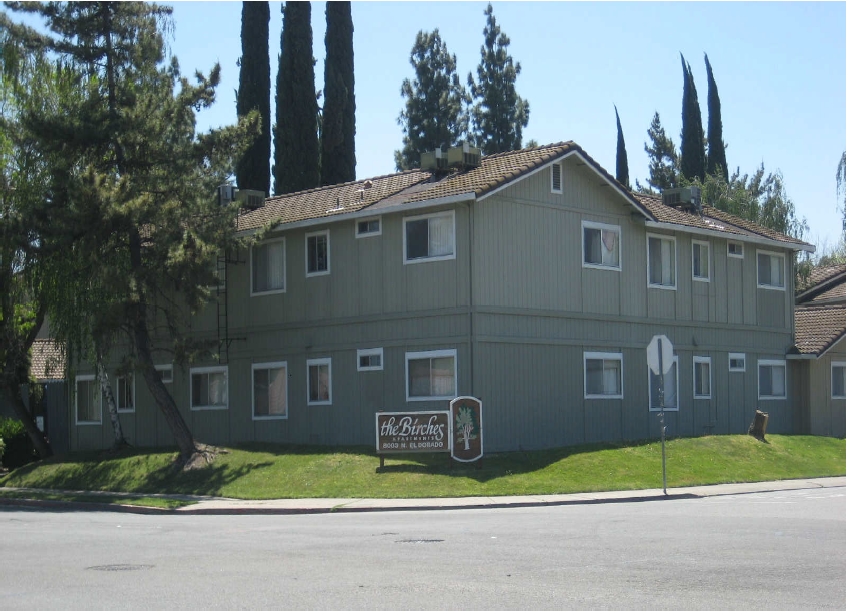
[306,230,329,276]
[648,235,676,288]
[582,222,620,269]
[252,239,285,294]
[692,240,710,281]
[757,251,785,290]
[404,211,455,263]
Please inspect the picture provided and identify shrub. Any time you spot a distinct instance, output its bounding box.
[0,417,38,469]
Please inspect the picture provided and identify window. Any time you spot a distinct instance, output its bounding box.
[758,360,786,399]
[757,251,785,290]
[190,367,228,410]
[252,238,285,295]
[551,163,562,194]
[75,375,101,425]
[404,211,455,263]
[584,352,623,399]
[649,357,679,411]
[831,362,845,399]
[692,240,710,281]
[253,362,287,419]
[116,374,135,413]
[728,353,746,372]
[693,357,712,399]
[727,242,744,258]
[406,350,457,401]
[155,364,173,383]
[648,234,677,289]
[307,358,332,405]
[582,222,621,270]
[356,218,381,237]
[357,348,383,371]
[306,230,330,277]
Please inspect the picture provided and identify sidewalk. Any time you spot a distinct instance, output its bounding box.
[0,476,844,515]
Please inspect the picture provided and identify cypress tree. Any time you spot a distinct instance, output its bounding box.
[704,53,727,178]
[273,2,319,195]
[679,54,706,182]
[236,1,270,195]
[320,1,356,186]
[614,105,629,187]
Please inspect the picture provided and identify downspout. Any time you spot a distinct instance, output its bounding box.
[469,200,476,397]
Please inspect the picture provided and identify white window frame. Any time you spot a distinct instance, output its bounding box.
[581,221,622,271]
[190,366,229,411]
[305,229,330,277]
[647,233,677,290]
[307,358,332,406]
[75,374,102,426]
[355,217,382,238]
[250,237,286,296]
[583,351,624,400]
[648,357,679,412]
[693,356,712,400]
[402,210,456,264]
[831,361,846,400]
[155,363,174,383]
[692,239,710,282]
[252,361,288,420]
[758,359,787,400]
[757,250,786,291]
[405,349,458,402]
[550,162,562,194]
[116,373,135,413]
[728,353,746,373]
[727,241,744,258]
[356,348,384,372]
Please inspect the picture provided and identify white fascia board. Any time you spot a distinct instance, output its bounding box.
[644,220,815,253]
[785,353,817,360]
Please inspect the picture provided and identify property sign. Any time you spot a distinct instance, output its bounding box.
[375,411,450,454]
[450,396,483,462]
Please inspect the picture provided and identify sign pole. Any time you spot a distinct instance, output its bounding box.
[657,339,667,496]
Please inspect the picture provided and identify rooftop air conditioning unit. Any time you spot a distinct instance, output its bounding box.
[236,189,266,210]
[447,143,482,169]
[218,184,236,207]
[420,148,449,172]
[662,186,702,213]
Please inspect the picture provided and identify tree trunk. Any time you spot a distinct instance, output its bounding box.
[4,383,52,460]
[96,352,126,449]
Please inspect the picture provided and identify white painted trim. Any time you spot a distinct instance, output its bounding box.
[583,351,624,399]
[550,162,563,194]
[74,374,101,426]
[728,353,746,373]
[831,361,846,399]
[155,363,173,384]
[305,229,330,277]
[646,232,677,290]
[581,221,622,271]
[357,348,384,372]
[189,366,229,411]
[307,358,333,406]
[252,361,288,420]
[756,249,787,291]
[727,241,745,258]
[646,220,813,253]
[405,349,458,402]
[692,356,712,399]
[402,210,456,265]
[648,357,679,412]
[250,236,287,296]
[691,239,711,282]
[355,217,382,238]
[115,373,135,413]
[758,359,787,400]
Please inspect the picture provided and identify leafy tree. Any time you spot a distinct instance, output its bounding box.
[320,1,356,186]
[394,29,469,171]
[236,1,270,195]
[467,2,529,155]
[273,1,319,194]
[679,54,706,182]
[636,111,679,193]
[614,105,629,186]
[836,151,846,232]
[704,53,727,178]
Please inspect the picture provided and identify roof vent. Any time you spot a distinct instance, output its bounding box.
[420,148,449,172]
[218,184,236,207]
[662,186,702,214]
[236,189,266,210]
[447,143,481,169]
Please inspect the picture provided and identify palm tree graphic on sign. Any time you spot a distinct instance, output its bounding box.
[455,406,479,450]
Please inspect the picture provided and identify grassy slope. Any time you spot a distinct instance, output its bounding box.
[0,435,844,500]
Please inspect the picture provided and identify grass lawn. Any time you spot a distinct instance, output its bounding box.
[0,435,844,502]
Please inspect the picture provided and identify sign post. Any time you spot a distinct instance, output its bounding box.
[647,334,673,496]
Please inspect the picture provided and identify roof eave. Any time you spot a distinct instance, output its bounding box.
[644,220,814,252]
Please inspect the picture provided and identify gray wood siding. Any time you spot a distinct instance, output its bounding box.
[806,347,846,438]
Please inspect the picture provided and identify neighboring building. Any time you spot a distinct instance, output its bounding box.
[66,141,818,453]
[790,264,846,437]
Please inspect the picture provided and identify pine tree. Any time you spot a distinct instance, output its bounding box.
[394,29,469,171]
[467,3,530,155]
[320,1,356,186]
[704,53,727,178]
[639,111,679,193]
[614,105,629,187]
[236,1,271,195]
[679,54,706,182]
[273,2,319,195]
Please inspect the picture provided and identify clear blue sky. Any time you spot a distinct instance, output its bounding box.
[167,2,845,251]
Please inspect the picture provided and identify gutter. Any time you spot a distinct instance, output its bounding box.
[644,220,815,253]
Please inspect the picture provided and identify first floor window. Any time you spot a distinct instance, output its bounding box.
[757,251,785,289]
[649,358,679,411]
[404,211,455,262]
[693,357,712,399]
[307,358,332,405]
[406,350,457,400]
[252,238,285,294]
[306,230,329,276]
[75,376,101,424]
[584,352,623,398]
[758,360,786,399]
[831,362,845,399]
[583,223,620,269]
[253,362,287,419]
[357,348,383,371]
[191,367,228,410]
[648,235,676,288]
[116,374,135,412]
[692,240,710,281]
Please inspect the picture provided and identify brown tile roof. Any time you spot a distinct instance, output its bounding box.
[30,339,65,381]
[795,263,846,294]
[794,305,846,356]
[814,281,846,303]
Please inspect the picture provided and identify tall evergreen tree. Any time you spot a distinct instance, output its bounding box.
[679,54,706,182]
[320,1,356,186]
[704,53,727,178]
[467,3,529,155]
[236,1,270,195]
[637,111,679,193]
[273,1,319,195]
[614,105,629,187]
[394,29,469,171]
